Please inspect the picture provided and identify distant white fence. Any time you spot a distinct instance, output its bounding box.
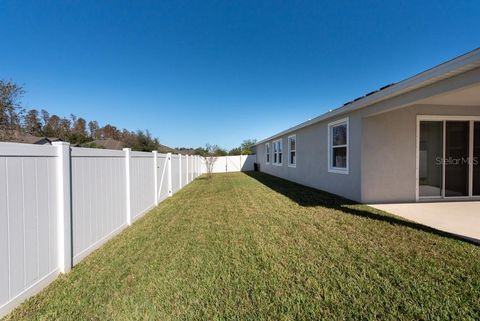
[204,155,256,173]
[0,142,202,317]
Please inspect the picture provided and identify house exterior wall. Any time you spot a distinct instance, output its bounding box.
[361,104,480,203]
[255,66,480,203]
[256,114,363,202]
[256,103,480,204]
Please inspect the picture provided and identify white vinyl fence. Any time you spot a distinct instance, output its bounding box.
[0,142,202,317]
[204,155,256,173]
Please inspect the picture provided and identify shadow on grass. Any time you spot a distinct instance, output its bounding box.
[245,171,479,246]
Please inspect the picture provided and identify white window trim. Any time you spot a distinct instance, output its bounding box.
[288,135,296,168]
[265,142,270,164]
[272,139,283,166]
[328,117,349,174]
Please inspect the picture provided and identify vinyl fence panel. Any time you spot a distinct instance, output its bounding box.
[171,154,180,194]
[227,156,242,171]
[182,155,188,185]
[156,153,170,202]
[0,142,203,318]
[189,155,194,182]
[130,151,156,220]
[241,155,256,171]
[186,155,191,184]
[209,155,256,173]
[0,143,59,317]
[70,148,127,265]
[212,156,227,173]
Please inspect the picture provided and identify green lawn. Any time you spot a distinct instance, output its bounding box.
[4,172,480,321]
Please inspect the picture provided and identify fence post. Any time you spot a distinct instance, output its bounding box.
[123,148,132,225]
[52,142,72,274]
[153,151,158,205]
[167,153,172,197]
[186,155,189,184]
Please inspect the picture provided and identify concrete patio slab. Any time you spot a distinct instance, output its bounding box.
[370,201,480,243]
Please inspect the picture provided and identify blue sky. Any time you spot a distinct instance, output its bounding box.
[1,1,479,149]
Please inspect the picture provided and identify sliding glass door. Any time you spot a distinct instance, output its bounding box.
[474,122,480,196]
[445,121,470,197]
[418,117,480,200]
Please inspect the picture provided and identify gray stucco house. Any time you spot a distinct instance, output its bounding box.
[254,48,480,203]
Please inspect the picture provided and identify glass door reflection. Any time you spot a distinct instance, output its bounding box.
[419,121,443,198]
[444,121,470,197]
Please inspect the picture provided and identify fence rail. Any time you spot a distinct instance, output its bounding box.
[0,142,202,317]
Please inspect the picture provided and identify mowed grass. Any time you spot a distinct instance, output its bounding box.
[4,172,480,321]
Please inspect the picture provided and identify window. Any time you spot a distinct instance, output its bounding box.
[288,135,296,167]
[273,141,278,163]
[328,118,349,174]
[273,139,283,165]
[266,143,270,164]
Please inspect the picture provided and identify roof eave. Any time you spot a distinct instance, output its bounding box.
[255,47,480,146]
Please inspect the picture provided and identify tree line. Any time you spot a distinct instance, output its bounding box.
[176,139,256,156]
[1,79,257,154]
[1,80,166,151]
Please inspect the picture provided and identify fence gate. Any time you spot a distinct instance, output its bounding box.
[226,155,242,172]
[156,153,170,203]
